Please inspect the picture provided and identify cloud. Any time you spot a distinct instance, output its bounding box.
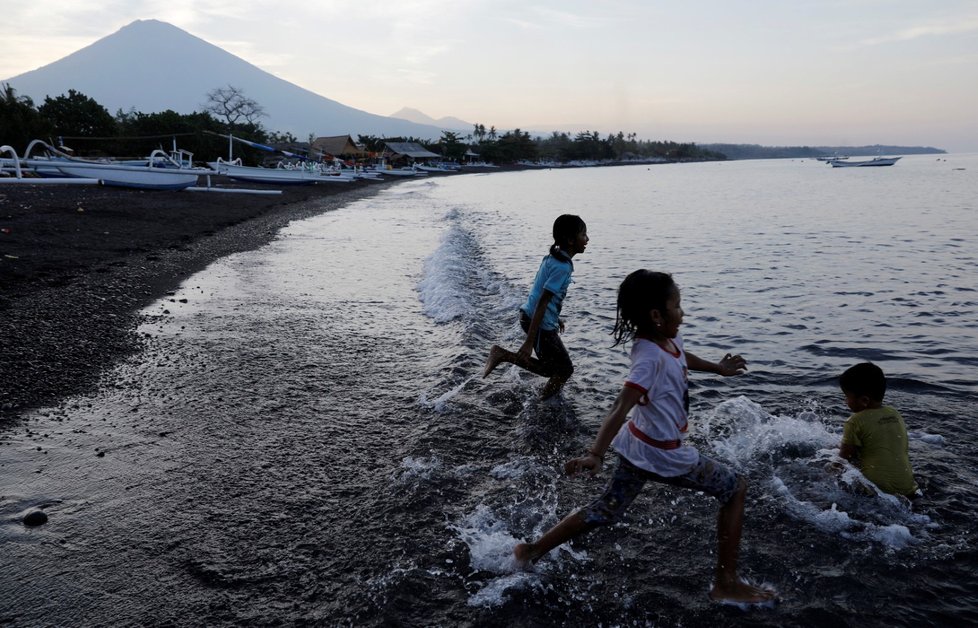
[504,18,541,30]
[852,16,978,48]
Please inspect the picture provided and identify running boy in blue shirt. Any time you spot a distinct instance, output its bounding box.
[483,215,588,399]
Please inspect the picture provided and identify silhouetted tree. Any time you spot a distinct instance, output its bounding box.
[438,130,465,161]
[38,89,116,139]
[0,83,51,150]
[356,135,385,153]
[473,123,486,142]
[114,108,226,160]
[204,85,266,128]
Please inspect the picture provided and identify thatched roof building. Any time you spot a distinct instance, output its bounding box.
[383,142,440,160]
[311,135,368,157]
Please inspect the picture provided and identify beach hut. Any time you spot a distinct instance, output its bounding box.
[312,135,368,159]
[383,142,441,167]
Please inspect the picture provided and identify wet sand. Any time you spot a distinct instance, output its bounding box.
[0,178,398,423]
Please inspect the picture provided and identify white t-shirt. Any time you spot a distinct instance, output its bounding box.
[611,335,700,477]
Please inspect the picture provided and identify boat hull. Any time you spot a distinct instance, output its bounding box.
[208,162,352,185]
[10,142,205,190]
[829,157,901,167]
[52,164,200,189]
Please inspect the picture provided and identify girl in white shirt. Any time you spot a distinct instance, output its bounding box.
[514,269,776,605]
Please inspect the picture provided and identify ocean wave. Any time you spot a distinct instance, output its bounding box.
[417,211,519,331]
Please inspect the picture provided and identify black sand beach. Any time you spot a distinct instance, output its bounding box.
[0,179,395,423]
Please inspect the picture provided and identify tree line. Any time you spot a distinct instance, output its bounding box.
[362,127,725,164]
[0,83,290,164]
[1,83,726,164]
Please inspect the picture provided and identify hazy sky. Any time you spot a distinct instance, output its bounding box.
[3,1,977,151]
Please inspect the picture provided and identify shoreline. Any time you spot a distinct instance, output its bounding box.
[0,177,402,423]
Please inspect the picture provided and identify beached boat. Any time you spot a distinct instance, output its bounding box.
[361,159,423,177]
[377,167,423,177]
[365,165,423,177]
[12,140,207,189]
[206,132,359,185]
[415,162,458,173]
[829,156,901,168]
[208,158,352,185]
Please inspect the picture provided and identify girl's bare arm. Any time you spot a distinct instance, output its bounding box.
[565,385,644,474]
[686,351,747,376]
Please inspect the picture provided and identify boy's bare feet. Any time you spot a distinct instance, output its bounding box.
[483,345,506,378]
[709,578,777,606]
[539,377,565,399]
[513,543,538,569]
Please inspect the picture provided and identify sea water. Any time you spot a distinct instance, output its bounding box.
[2,155,977,626]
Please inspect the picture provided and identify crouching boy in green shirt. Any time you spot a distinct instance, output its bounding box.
[838,362,918,498]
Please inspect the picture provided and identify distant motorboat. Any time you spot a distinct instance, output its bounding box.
[829,156,902,168]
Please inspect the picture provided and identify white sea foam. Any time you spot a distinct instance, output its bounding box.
[451,490,591,608]
[416,208,523,333]
[392,455,443,483]
[419,377,471,412]
[417,223,478,324]
[704,396,932,550]
[453,504,523,573]
[448,505,544,607]
[908,431,946,445]
[704,396,837,467]
[490,456,549,480]
[770,468,928,550]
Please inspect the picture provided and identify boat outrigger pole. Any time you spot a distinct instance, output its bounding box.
[203,130,311,162]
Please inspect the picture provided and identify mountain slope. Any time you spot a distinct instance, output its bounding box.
[4,19,446,139]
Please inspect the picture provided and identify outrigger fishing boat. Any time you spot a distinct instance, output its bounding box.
[2,139,209,189]
[205,132,368,184]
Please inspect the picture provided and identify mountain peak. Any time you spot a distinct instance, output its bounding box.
[3,20,447,140]
[390,107,472,132]
[121,18,173,30]
[390,107,437,125]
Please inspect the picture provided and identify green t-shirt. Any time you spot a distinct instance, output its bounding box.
[842,405,917,496]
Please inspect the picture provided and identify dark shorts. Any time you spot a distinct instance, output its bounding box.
[520,310,573,380]
[582,454,742,527]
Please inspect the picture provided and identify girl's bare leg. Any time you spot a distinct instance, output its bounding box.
[514,510,589,568]
[709,478,776,603]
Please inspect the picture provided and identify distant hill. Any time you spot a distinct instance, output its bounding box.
[390,107,472,133]
[3,19,447,140]
[700,143,946,160]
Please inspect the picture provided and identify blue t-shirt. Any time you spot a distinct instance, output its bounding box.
[520,250,574,331]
